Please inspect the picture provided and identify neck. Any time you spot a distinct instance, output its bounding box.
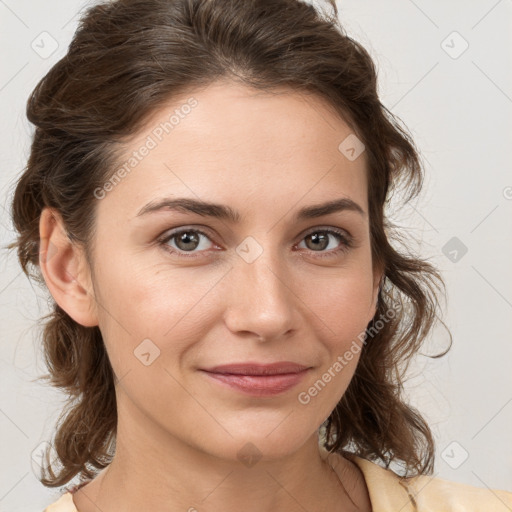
[72,399,364,512]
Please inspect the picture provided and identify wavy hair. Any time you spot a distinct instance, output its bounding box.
[7,0,451,487]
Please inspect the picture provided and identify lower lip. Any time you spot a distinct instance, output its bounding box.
[201,370,310,397]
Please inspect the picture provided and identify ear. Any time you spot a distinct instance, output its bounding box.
[38,207,98,327]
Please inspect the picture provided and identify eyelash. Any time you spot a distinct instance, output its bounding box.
[157,226,354,260]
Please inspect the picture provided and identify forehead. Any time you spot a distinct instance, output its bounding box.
[98,80,369,222]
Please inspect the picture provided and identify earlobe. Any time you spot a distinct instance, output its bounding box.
[38,207,98,327]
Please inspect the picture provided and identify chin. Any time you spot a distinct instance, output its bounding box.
[196,422,315,465]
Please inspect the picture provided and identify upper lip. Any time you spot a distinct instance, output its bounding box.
[200,362,311,375]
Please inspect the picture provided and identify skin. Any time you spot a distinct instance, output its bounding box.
[39,79,382,512]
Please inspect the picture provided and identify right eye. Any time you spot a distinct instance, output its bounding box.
[158,228,218,258]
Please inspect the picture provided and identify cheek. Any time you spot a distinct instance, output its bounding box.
[96,256,175,323]
[93,262,219,368]
[297,277,374,413]
[310,267,376,340]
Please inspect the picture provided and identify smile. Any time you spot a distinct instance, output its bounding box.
[199,368,311,397]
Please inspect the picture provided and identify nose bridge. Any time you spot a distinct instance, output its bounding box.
[225,235,297,339]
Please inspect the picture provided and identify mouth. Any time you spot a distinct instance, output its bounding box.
[199,361,311,397]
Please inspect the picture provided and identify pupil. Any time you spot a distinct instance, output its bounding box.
[308,233,328,250]
[177,232,199,251]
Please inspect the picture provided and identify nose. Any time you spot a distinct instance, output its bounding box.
[222,247,299,342]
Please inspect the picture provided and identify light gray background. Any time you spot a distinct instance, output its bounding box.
[1,1,511,510]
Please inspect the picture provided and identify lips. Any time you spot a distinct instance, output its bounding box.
[201,361,311,375]
[199,361,311,396]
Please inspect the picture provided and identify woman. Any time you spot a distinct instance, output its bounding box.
[8,0,512,510]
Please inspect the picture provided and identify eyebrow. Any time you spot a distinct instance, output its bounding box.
[135,197,366,222]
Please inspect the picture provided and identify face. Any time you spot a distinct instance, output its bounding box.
[72,80,381,462]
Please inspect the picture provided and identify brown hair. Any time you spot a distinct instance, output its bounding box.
[7,0,451,488]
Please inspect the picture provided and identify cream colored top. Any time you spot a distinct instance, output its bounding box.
[42,455,512,511]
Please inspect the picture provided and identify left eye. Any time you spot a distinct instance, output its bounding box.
[297,229,352,254]
[158,227,353,258]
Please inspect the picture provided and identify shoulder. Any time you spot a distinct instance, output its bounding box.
[348,454,512,511]
[42,492,77,512]
[405,471,512,511]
